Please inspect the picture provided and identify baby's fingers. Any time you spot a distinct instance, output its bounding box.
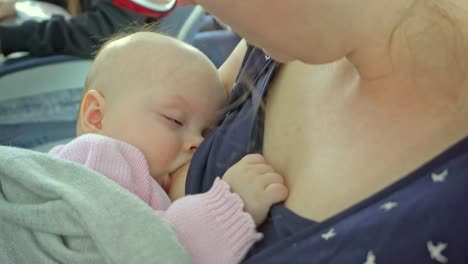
[259,172,284,187]
[241,153,266,165]
[264,183,289,205]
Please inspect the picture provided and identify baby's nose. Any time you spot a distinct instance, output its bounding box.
[186,134,204,153]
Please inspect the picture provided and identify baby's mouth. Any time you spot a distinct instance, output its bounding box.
[162,177,172,193]
[164,165,184,193]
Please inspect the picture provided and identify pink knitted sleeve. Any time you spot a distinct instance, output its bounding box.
[50,134,261,263]
[162,178,262,264]
[49,134,171,210]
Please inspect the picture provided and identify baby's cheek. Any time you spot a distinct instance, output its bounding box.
[145,147,174,178]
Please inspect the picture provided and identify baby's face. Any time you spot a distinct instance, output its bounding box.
[100,52,225,194]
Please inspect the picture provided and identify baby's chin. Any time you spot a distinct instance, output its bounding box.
[168,163,189,201]
[149,172,170,194]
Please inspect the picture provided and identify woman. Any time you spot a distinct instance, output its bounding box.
[174,0,468,262]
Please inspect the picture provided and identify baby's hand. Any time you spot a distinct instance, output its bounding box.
[223,154,288,225]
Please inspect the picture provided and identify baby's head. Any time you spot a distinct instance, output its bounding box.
[77,31,226,196]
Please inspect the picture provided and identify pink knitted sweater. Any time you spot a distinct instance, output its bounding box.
[49,134,259,264]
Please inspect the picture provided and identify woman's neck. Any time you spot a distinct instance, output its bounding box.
[346,0,468,115]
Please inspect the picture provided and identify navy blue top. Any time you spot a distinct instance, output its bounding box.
[186,46,468,263]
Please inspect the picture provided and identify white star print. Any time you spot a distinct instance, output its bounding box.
[380,201,398,211]
[432,170,448,183]
[427,241,448,263]
[321,228,336,240]
[363,251,376,264]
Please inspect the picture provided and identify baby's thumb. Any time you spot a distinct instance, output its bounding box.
[264,183,289,205]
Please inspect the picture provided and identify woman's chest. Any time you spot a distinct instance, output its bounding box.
[254,72,468,259]
[261,60,462,221]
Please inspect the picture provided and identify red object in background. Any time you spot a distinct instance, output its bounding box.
[113,0,177,18]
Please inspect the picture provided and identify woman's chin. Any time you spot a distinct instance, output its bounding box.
[262,49,294,63]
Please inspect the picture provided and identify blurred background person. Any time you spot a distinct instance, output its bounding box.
[0,0,172,58]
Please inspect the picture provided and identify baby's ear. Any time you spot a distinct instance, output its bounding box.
[78,90,106,134]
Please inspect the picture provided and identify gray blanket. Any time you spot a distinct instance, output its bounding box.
[0,146,190,264]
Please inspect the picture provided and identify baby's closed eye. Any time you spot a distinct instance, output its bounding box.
[161,114,184,127]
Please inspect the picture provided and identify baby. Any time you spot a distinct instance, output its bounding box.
[48,31,288,264]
